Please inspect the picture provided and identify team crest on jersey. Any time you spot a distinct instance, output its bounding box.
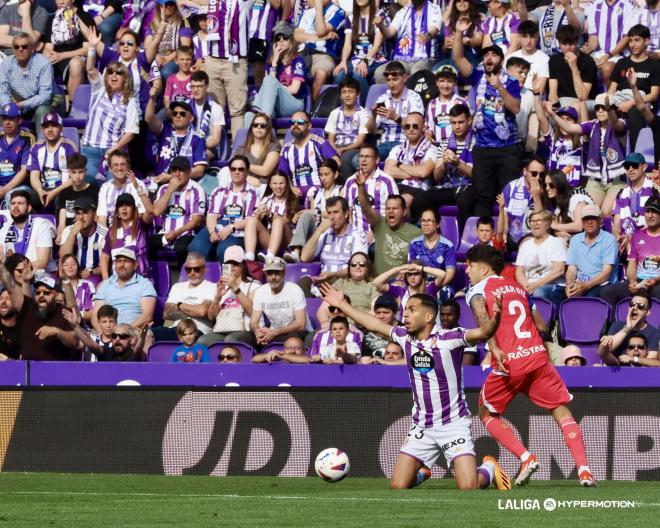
[411,351,434,373]
[606,147,619,163]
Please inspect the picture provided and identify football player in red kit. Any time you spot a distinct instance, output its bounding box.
[465,244,595,487]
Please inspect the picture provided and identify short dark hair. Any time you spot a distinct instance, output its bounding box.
[449,103,471,119]
[627,331,648,346]
[525,153,547,168]
[330,316,349,328]
[10,189,31,204]
[108,150,130,164]
[360,144,379,158]
[435,66,458,81]
[386,194,406,209]
[518,20,539,37]
[632,290,652,308]
[477,215,495,229]
[556,25,580,45]
[465,244,505,274]
[97,304,118,320]
[408,293,438,320]
[191,70,210,84]
[384,60,406,74]
[506,56,531,71]
[627,24,651,40]
[440,298,460,317]
[339,77,360,94]
[67,153,87,171]
[176,45,194,57]
[320,158,339,173]
[5,253,29,275]
[229,154,251,171]
[420,207,439,223]
[326,195,349,212]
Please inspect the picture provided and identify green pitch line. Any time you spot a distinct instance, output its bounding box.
[0,473,657,528]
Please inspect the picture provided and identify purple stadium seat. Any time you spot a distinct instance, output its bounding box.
[285,262,321,283]
[457,216,497,261]
[438,205,458,216]
[635,127,655,166]
[153,296,167,326]
[602,217,612,233]
[62,84,91,128]
[365,84,388,110]
[207,342,256,363]
[531,296,555,327]
[306,297,323,329]
[615,297,660,327]
[456,296,477,329]
[147,341,180,362]
[179,262,221,283]
[150,261,171,297]
[559,298,611,365]
[451,262,468,292]
[230,128,249,156]
[440,216,459,249]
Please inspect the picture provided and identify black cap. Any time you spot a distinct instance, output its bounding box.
[481,45,505,60]
[116,193,136,208]
[374,294,398,312]
[169,100,193,114]
[644,195,660,213]
[73,196,96,211]
[170,156,191,172]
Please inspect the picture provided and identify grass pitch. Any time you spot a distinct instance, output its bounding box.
[0,473,656,527]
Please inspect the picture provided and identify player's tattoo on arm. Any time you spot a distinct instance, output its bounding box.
[471,296,490,326]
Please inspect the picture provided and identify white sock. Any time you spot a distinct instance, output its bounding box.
[245,251,255,260]
[520,451,531,462]
[578,465,590,474]
[479,461,495,487]
[266,251,274,258]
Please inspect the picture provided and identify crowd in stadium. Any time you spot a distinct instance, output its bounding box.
[0,0,657,367]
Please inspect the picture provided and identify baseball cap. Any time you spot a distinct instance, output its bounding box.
[116,193,136,208]
[224,246,245,264]
[594,93,609,107]
[170,156,191,172]
[481,45,505,59]
[73,196,96,211]
[157,0,176,4]
[272,21,293,39]
[34,274,60,291]
[560,347,586,366]
[644,195,660,213]
[624,152,646,166]
[263,256,286,272]
[580,203,602,220]
[556,107,578,121]
[374,294,398,312]
[1,103,21,118]
[41,112,63,127]
[169,100,193,114]
[111,248,137,261]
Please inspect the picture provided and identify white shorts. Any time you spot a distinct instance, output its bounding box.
[400,416,476,468]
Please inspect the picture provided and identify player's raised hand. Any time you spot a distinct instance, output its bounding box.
[319,283,345,308]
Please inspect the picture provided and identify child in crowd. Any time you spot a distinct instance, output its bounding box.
[425,67,469,145]
[163,46,194,108]
[171,318,209,363]
[311,316,361,364]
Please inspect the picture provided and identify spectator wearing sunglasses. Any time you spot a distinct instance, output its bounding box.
[600,195,660,306]
[218,346,242,363]
[598,292,660,365]
[152,252,215,342]
[244,22,308,128]
[617,333,660,367]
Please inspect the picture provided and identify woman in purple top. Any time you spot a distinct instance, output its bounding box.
[373,260,446,320]
[60,253,97,322]
[144,1,194,80]
[100,193,150,279]
[244,21,308,128]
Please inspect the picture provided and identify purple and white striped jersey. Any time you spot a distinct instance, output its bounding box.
[390,325,471,428]
[206,0,249,60]
[74,278,96,313]
[278,134,338,190]
[424,95,469,143]
[155,179,207,237]
[208,185,258,237]
[311,327,363,359]
[613,178,654,236]
[342,169,399,232]
[304,184,342,211]
[480,12,521,52]
[26,139,78,191]
[386,138,437,190]
[626,8,660,53]
[314,226,369,273]
[261,194,288,218]
[82,75,140,150]
[60,223,108,270]
[587,0,635,55]
[324,106,370,148]
[193,33,209,61]
[375,88,425,144]
[248,0,280,40]
[97,179,149,220]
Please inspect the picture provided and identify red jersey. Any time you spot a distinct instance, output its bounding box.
[466,275,547,376]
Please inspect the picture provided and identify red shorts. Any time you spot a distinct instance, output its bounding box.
[479,361,572,414]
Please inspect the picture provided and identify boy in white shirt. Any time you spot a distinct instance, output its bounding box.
[311,316,361,363]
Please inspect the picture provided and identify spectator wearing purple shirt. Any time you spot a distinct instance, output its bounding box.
[0,103,35,207]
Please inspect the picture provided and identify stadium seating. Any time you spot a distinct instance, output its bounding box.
[455,297,477,329]
[147,341,180,362]
[63,84,91,128]
[207,342,256,363]
[439,216,459,249]
[153,296,167,326]
[230,128,249,156]
[531,297,555,328]
[559,298,612,365]
[364,84,387,110]
[285,262,321,283]
[306,297,323,329]
[635,127,655,166]
[615,297,660,327]
[150,261,171,297]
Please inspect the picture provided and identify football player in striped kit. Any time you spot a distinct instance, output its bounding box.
[320,282,511,491]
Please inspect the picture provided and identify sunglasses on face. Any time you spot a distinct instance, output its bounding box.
[275,35,291,42]
[172,111,189,117]
[624,162,641,170]
[594,105,607,112]
[185,265,204,273]
[290,119,308,126]
[629,301,648,310]
[219,354,239,361]
[35,289,52,296]
[627,343,646,350]
[545,182,555,189]
[528,170,545,178]
[403,123,421,130]
[350,261,367,268]
[107,68,126,76]
[229,166,246,172]
[118,40,136,47]
[252,122,268,129]
[384,72,401,79]
[13,44,29,51]
[112,332,131,340]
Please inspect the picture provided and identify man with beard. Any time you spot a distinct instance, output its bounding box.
[0,267,77,360]
[0,189,55,272]
[0,289,20,360]
[453,21,522,218]
[88,323,144,362]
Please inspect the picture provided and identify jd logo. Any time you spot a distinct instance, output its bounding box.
[162,392,311,476]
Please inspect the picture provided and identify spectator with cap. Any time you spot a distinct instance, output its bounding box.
[149,156,206,267]
[55,154,100,239]
[600,195,660,305]
[0,1,49,57]
[145,94,208,183]
[453,24,522,218]
[598,291,659,365]
[0,263,77,360]
[0,32,59,136]
[27,111,78,208]
[565,203,618,298]
[0,189,55,273]
[0,102,35,208]
[92,247,157,332]
[559,345,587,366]
[235,256,309,348]
[152,252,215,342]
[60,196,107,280]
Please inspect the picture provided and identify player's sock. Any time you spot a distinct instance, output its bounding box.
[245,251,255,261]
[482,416,528,459]
[411,467,432,488]
[477,462,494,489]
[559,417,589,468]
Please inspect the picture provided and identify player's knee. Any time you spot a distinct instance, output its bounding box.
[389,477,412,490]
[456,477,478,491]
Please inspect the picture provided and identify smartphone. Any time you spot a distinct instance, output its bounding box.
[552,102,560,110]
[222,263,232,277]
[376,102,386,109]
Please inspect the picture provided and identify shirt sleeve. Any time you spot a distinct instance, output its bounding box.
[506,76,521,100]
[291,57,307,83]
[389,325,408,347]
[124,98,140,135]
[324,108,340,135]
[140,277,158,298]
[290,283,307,311]
[602,233,619,266]
[444,244,456,268]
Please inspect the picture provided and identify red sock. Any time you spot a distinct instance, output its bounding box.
[482,416,527,459]
[559,417,588,468]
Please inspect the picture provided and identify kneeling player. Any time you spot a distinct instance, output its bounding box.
[465,244,595,487]
[320,283,511,491]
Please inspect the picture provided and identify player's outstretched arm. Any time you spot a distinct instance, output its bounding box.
[319,283,393,338]
[465,295,502,344]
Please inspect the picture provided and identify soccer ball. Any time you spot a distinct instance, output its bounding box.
[314,448,350,482]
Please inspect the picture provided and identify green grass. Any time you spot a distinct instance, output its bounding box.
[0,473,656,527]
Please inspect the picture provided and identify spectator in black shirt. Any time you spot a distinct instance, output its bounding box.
[0,289,20,360]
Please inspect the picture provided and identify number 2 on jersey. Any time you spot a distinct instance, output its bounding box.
[508,300,531,339]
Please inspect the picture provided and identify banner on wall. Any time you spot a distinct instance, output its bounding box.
[1,389,658,480]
